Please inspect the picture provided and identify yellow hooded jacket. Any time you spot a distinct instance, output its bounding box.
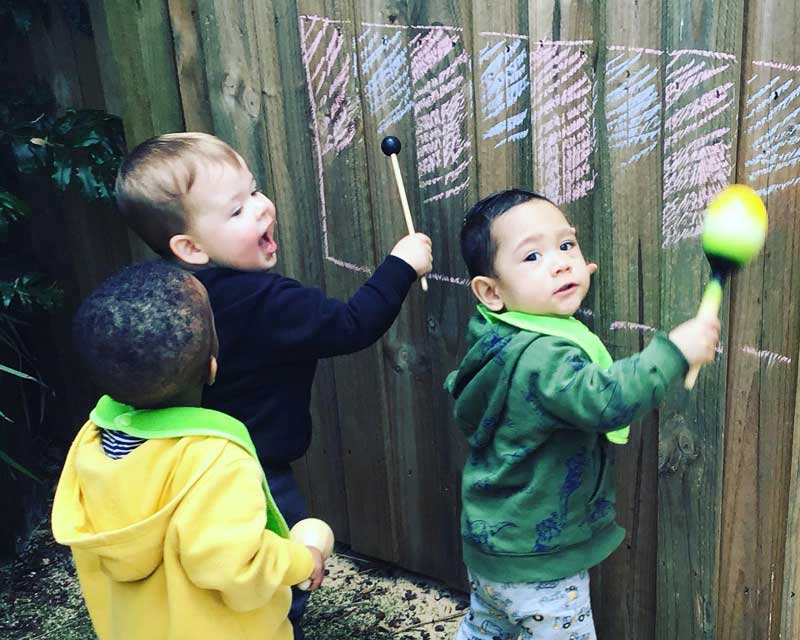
[51,398,314,640]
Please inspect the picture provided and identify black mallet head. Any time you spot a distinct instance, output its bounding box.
[381,135,402,156]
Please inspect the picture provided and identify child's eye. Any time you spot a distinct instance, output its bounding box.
[231,207,242,217]
[251,186,261,196]
[560,241,575,251]
[524,252,541,262]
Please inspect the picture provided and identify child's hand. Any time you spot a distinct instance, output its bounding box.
[391,233,433,278]
[668,316,721,367]
[305,546,325,591]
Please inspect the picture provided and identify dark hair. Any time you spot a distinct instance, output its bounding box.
[461,189,551,278]
[73,260,215,408]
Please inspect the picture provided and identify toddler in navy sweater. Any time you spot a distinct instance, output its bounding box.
[115,132,432,639]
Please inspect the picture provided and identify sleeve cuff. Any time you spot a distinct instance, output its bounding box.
[281,539,315,586]
[639,331,689,384]
[377,255,418,291]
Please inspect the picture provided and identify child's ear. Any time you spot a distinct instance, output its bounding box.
[471,276,504,312]
[169,234,210,265]
[207,356,218,386]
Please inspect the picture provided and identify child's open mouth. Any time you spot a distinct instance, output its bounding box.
[554,283,577,295]
[259,231,277,255]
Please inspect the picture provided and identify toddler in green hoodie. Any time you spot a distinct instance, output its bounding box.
[445,190,719,640]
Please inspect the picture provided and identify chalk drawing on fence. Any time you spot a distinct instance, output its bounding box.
[531,40,597,206]
[477,33,530,148]
[411,26,472,204]
[358,25,413,134]
[299,15,370,273]
[299,15,359,158]
[662,50,737,247]
[300,17,472,278]
[744,61,800,197]
[300,19,797,279]
[606,46,662,167]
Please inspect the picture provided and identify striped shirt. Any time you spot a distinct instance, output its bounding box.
[99,428,146,459]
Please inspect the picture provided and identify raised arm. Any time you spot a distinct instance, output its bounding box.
[514,333,688,433]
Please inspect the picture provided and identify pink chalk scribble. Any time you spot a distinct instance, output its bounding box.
[299,15,358,157]
[605,47,661,167]
[410,27,471,204]
[743,62,800,197]
[530,41,596,205]
[358,26,413,134]
[662,51,736,247]
[478,34,530,148]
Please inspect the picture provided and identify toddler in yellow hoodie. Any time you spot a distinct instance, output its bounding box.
[52,260,323,640]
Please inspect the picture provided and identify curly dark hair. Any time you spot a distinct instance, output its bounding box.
[461,189,552,279]
[73,260,215,408]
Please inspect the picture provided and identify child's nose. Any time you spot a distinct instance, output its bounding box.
[552,258,572,275]
[256,196,276,221]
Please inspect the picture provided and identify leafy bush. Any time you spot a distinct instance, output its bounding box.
[0,87,125,481]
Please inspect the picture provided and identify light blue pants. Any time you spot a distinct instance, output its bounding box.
[455,570,597,640]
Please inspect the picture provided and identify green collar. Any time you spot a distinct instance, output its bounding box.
[477,306,629,444]
[91,395,289,536]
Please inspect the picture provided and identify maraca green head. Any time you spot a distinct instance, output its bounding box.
[702,184,768,266]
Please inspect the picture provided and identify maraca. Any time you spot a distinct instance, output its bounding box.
[684,184,768,389]
[381,135,428,291]
[290,518,334,590]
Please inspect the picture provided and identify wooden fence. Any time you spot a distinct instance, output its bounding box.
[50,1,800,637]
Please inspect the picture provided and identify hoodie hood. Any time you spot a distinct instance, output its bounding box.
[52,420,227,583]
[445,312,533,450]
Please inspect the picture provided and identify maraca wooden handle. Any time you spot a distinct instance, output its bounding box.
[684,279,723,390]
[388,154,428,292]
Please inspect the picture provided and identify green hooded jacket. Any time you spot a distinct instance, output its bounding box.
[444,311,687,582]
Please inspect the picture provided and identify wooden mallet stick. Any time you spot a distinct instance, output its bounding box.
[381,135,428,291]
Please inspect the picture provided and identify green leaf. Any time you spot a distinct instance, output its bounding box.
[51,149,72,191]
[10,4,33,33]
[0,363,41,382]
[0,190,31,216]
[0,449,41,483]
[11,139,49,174]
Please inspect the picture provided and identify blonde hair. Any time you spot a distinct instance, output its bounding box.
[115,132,241,257]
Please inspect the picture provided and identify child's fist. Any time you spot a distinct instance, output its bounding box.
[668,316,721,368]
[391,233,433,278]
[305,546,325,591]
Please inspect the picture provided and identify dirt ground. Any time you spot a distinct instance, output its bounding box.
[0,516,469,639]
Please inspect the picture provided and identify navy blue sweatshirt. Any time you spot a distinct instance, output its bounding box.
[195,256,417,466]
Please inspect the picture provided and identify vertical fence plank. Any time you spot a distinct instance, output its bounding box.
[86,0,183,145]
[591,1,665,637]
[294,0,401,562]
[657,2,744,638]
[782,344,800,637]
[720,1,800,637]
[252,0,351,544]
[470,1,531,194]
[167,0,214,132]
[86,0,183,260]
[351,0,445,578]
[191,0,273,188]
[528,1,598,313]
[402,0,479,587]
